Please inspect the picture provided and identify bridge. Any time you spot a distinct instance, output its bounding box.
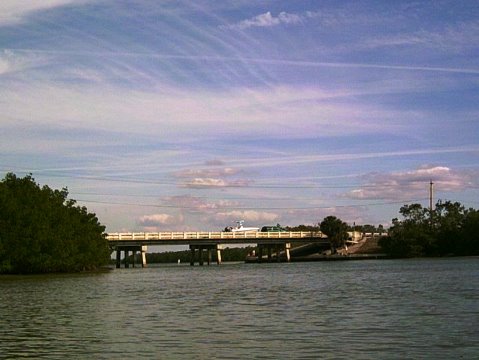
[106,231,329,268]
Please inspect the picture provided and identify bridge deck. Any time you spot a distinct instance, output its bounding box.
[106,231,328,246]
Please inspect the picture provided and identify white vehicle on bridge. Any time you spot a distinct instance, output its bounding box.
[224,220,260,232]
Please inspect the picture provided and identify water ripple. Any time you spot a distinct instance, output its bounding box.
[1,259,478,358]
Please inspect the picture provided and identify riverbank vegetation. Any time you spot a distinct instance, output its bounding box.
[0,173,110,274]
[379,201,479,257]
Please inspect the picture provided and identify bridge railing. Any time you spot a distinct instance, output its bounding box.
[106,231,325,241]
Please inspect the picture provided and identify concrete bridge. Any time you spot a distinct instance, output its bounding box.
[106,231,329,268]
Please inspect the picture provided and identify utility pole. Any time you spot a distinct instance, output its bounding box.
[429,180,434,225]
[429,180,434,212]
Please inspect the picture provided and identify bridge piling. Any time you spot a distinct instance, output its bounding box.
[124,250,130,268]
[258,246,263,263]
[285,243,291,262]
[190,247,195,266]
[116,249,121,268]
[199,246,204,266]
[216,245,222,265]
[189,245,222,266]
[207,248,212,265]
[114,245,147,268]
[141,246,147,268]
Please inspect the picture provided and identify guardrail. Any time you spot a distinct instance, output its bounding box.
[106,231,325,241]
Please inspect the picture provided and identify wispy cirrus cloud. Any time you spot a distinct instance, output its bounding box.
[362,21,479,53]
[0,0,86,26]
[0,81,425,145]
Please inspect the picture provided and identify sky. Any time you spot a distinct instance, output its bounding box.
[1,0,478,233]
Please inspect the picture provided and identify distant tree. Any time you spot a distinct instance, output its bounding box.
[285,224,320,231]
[0,173,110,274]
[377,224,385,234]
[145,246,256,263]
[319,216,348,253]
[361,224,378,233]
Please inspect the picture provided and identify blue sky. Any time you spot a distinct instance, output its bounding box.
[1,0,478,232]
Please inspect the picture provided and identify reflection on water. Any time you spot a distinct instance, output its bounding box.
[1,258,478,359]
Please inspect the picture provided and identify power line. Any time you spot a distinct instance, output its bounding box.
[1,167,379,189]
[76,198,429,210]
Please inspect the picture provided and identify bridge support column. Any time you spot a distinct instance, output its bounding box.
[141,245,147,268]
[207,248,212,265]
[116,248,121,268]
[267,246,272,262]
[124,249,130,268]
[258,245,263,263]
[275,244,280,262]
[285,243,291,262]
[132,250,136,268]
[190,246,195,266]
[189,245,221,266]
[216,245,222,265]
[199,246,204,266]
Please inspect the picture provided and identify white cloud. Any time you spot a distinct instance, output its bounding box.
[137,213,179,227]
[174,167,240,178]
[346,166,475,200]
[0,57,9,75]
[180,178,251,189]
[0,50,50,76]
[213,210,279,224]
[173,166,250,189]
[225,11,303,30]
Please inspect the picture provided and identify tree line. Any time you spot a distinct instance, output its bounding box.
[379,201,479,257]
[0,173,110,274]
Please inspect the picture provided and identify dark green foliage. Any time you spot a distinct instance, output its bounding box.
[285,224,320,231]
[351,224,385,234]
[0,173,110,274]
[319,216,349,253]
[146,250,191,263]
[379,200,479,257]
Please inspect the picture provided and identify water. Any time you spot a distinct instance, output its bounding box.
[1,258,478,359]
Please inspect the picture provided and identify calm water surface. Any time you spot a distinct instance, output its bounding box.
[1,258,478,359]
